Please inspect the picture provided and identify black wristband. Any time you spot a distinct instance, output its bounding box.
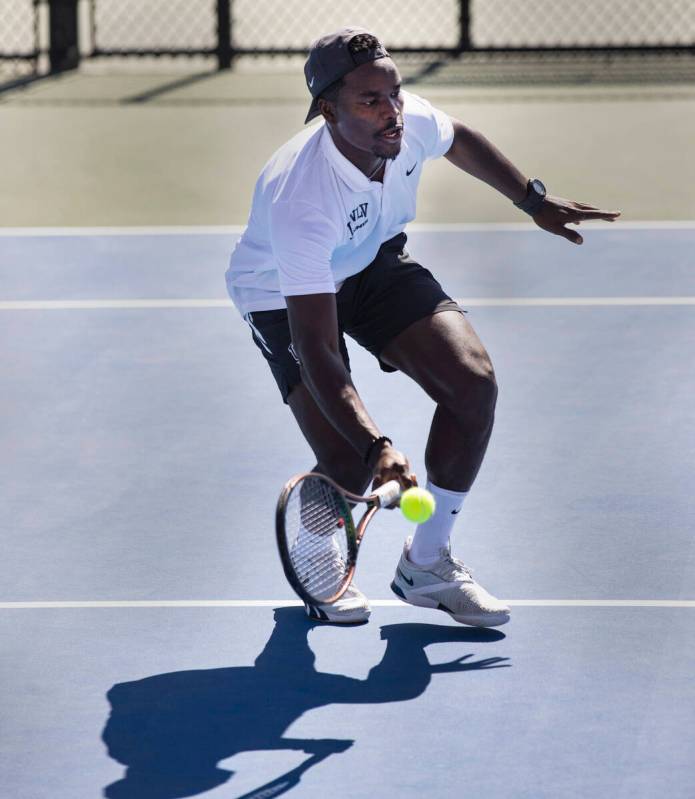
[514,178,546,216]
[363,435,392,466]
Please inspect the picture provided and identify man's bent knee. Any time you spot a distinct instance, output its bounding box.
[443,359,498,431]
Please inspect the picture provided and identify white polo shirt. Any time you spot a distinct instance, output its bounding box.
[225,90,454,315]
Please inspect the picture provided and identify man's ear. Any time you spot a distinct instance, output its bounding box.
[318,98,337,124]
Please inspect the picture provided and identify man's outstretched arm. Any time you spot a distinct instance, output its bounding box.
[285,292,415,490]
[444,118,621,245]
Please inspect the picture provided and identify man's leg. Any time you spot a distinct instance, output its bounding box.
[241,307,371,623]
[243,308,371,494]
[287,383,372,496]
[382,309,509,626]
[380,309,497,493]
[286,382,373,624]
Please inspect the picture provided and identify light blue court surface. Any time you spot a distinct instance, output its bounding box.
[1,225,694,799]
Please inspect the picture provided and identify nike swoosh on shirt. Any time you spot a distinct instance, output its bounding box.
[406,163,417,176]
[309,76,315,88]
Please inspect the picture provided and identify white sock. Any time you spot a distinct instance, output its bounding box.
[407,480,468,566]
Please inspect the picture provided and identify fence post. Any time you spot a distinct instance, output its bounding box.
[49,0,80,72]
[458,0,471,53]
[217,0,232,69]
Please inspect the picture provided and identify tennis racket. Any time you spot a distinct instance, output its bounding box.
[276,473,402,606]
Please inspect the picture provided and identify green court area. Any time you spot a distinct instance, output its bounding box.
[1,60,694,227]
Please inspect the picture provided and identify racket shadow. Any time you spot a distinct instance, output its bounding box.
[101,607,509,799]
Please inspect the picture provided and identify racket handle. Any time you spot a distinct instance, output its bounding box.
[372,480,402,508]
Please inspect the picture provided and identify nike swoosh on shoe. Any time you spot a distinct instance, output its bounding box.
[397,567,414,586]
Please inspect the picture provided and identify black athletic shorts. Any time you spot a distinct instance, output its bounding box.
[243,232,463,403]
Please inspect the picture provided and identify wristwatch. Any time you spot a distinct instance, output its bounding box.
[514,178,546,215]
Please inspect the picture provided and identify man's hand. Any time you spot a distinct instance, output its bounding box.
[443,119,622,246]
[532,196,621,245]
[371,443,417,499]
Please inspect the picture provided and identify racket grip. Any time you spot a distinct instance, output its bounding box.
[373,480,402,508]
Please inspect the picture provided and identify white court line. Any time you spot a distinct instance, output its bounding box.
[0,226,246,237]
[0,599,693,609]
[0,221,694,236]
[460,297,695,307]
[2,297,695,311]
[410,221,695,233]
[0,299,233,310]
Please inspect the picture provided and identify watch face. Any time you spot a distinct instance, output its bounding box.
[531,179,546,196]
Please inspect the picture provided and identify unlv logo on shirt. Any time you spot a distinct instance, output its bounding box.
[347,202,369,239]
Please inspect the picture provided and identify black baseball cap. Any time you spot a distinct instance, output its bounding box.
[304,27,390,124]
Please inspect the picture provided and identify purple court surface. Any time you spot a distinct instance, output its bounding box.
[1,225,694,799]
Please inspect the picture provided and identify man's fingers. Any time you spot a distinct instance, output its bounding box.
[565,228,584,245]
[575,208,622,221]
[382,471,417,507]
[373,468,417,496]
[536,198,621,244]
[572,202,620,214]
[547,223,583,245]
[573,202,621,220]
[397,473,417,491]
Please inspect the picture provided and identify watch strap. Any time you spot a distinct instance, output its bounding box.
[514,179,546,216]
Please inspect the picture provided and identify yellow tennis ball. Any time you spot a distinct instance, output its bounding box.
[400,487,436,524]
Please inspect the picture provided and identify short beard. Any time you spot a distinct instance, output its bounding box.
[372,145,400,160]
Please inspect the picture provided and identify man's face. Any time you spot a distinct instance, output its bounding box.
[324,58,404,161]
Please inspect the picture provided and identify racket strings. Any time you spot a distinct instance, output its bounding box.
[284,477,353,601]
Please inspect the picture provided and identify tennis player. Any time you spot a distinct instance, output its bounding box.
[226,28,620,625]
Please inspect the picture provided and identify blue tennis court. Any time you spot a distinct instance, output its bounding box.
[1,225,694,798]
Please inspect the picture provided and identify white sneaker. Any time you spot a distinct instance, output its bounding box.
[292,533,370,624]
[390,538,510,627]
[304,582,371,624]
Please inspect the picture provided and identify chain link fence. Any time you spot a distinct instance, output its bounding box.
[88,0,219,55]
[3,0,694,85]
[0,0,41,81]
[231,0,461,52]
[81,0,695,58]
[471,0,695,49]
[83,0,461,61]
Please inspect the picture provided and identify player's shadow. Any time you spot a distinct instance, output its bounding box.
[102,607,509,799]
